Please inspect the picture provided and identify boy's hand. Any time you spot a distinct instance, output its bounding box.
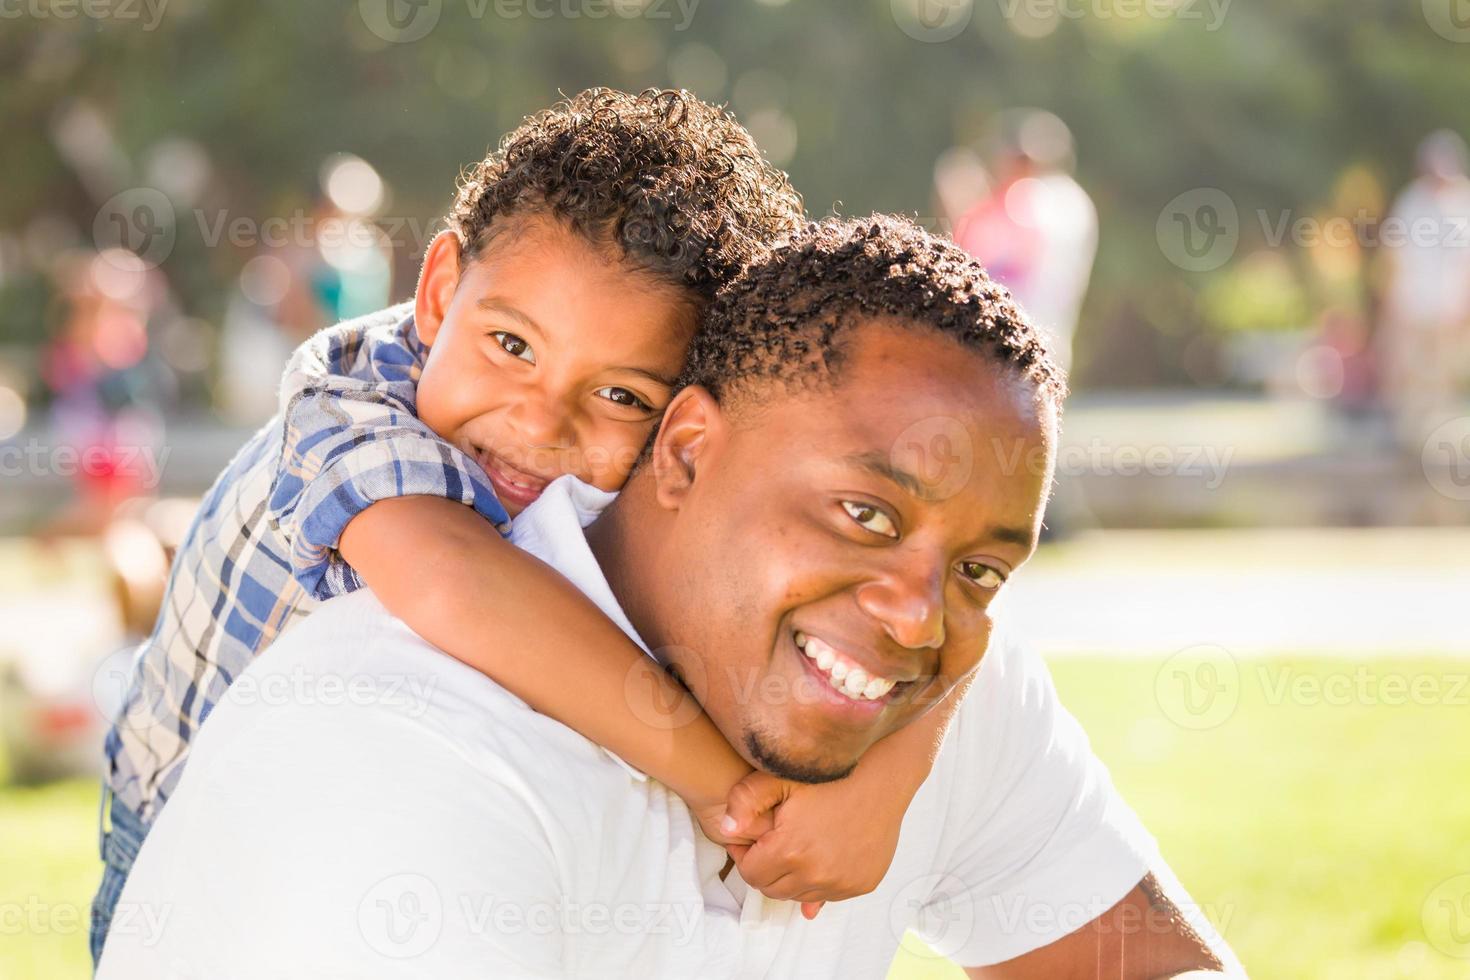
[721,769,907,920]
[690,772,786,850]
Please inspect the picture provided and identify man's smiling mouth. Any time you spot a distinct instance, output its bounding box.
[793,630,913,703]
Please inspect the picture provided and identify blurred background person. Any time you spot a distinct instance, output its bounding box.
[218,157,393,425]
[1374,129,1470,451]
[950,109,1097,372]
[38,250,173,535]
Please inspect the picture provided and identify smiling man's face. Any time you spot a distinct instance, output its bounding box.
[633,317,1054,782]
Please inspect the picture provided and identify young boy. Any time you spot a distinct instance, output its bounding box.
[94,88,963,962]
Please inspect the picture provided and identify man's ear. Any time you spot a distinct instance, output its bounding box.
[650,386,724,511]
[414,230,464,347]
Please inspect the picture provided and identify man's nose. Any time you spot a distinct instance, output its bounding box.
[854,559,946,651]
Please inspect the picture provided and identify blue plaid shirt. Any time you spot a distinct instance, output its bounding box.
[104,303,510,822]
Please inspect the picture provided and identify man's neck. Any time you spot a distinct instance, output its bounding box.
[584,474,669,654]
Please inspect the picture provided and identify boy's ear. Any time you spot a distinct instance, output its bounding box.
[651,386,724,511]
[414,231,464,347]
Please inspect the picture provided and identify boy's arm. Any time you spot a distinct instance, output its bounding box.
[267,315,513,602]
[726,671,976,913]
[339,494,753,819]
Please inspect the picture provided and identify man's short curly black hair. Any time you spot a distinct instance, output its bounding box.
[677,213,1068,408]
[445,87,805,301]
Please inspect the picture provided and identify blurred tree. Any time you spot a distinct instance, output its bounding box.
[1,0,1466,393]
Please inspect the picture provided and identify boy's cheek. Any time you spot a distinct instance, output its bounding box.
[411,380,460,445]
[584,444,642,491]
[583,427,658,489]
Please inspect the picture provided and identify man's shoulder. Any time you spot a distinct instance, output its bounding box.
[922,625,1070,815]
[950,625,1050,740]
[227,590,635,790]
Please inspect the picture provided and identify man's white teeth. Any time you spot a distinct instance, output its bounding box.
[797,634,896,701]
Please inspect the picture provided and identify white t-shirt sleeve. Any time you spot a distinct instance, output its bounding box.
[914,631,1159,967]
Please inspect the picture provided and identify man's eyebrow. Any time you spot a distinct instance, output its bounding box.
[477,299,543,335]
[845,450,932,500]
[842,450,1035,548]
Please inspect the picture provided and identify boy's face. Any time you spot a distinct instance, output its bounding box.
[414,215,697,516]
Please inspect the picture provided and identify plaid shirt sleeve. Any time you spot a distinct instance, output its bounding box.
[266,311,511,601]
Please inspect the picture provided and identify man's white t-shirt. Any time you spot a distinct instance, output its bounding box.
[98,477,1161,979]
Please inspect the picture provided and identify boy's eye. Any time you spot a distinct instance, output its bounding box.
[840,500,898,539]
[493,331,535,364]
[594,386,653,412]
[958,561,1005,591]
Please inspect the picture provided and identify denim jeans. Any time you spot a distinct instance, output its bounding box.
[88,788,149,970]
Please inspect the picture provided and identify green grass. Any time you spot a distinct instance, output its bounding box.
[887,655,1470,979]
[0,778,102,978]
[4,657,1469,979]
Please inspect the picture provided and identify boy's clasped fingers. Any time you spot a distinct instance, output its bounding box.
[720,770,789,839]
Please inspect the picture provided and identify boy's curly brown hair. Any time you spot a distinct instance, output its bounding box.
[445,87,805,300]
[679,213,1068,407]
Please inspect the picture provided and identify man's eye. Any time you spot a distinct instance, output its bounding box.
[840,500,898,538]
[958,561,1005,591]
[492,331,535,364]
[594,386,653,411]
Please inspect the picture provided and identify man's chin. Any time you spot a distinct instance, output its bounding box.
[744,729,858,785]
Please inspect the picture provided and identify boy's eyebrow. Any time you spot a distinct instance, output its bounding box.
[841,450,1034,548]
[476,299,676,387]
[477,299,544,335]
[615,365,679,388]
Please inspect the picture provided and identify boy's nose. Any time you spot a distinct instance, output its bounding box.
[506,396,575,454]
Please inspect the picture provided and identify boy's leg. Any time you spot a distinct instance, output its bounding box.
[88,787,149,969]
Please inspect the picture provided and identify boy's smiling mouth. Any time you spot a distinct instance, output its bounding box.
[470,444,554,510]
